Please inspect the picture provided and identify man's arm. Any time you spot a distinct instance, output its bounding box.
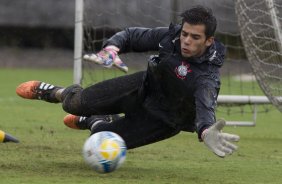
[84,27,169,72]
[194,84,218,138]
[103,27,169,53]
[194,83,239,157]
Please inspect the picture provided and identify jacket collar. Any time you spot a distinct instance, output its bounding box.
[195,40,225,67]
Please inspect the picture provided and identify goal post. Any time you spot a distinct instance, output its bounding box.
[266,0,282,52]
[73,0,84,84]
[217,95,281,126]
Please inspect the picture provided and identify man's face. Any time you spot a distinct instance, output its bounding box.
[180,22,214,58]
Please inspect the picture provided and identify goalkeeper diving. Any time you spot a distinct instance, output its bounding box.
[16,6,239,158]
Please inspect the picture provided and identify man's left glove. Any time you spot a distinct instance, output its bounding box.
[201,119,240,158]
[83,45,128,73]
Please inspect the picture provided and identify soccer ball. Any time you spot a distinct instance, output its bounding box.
[82,131,127,173]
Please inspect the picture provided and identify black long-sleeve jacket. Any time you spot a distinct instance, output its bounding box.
[104,24,226,138]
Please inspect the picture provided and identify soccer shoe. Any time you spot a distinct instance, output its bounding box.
[63,114,88,130]
[0,130,19,143]
[63,114,120,130]
[16,81,62,103]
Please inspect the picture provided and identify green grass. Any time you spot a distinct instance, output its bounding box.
[0,68,282,184]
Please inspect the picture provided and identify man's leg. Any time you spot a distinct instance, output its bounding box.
[89,112,181,149]
[63,114,121,130]
[16,71,145,116]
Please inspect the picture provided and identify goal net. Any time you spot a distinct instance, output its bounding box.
[76,0,281,124]
[81,0,253,88]
[235,0,282,112]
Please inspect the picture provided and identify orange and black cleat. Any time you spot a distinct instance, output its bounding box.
[63,114,88,130]
[63,114,121,130]
[16,81,61,103]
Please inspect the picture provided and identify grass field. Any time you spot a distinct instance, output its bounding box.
[0,68,282,184]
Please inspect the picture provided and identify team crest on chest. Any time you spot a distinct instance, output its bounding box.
[175,62,192,80]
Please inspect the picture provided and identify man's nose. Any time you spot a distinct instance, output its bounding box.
[184,36,192,45]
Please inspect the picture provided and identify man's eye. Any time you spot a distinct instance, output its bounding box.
[192,36,200,40]
[182,32,188,37]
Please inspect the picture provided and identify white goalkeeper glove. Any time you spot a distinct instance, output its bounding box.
[83,45,128,73]
[201,119,240,158]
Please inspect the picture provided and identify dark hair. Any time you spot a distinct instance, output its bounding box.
[180,6,217,38]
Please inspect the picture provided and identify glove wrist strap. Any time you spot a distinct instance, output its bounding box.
[201,129,208,141]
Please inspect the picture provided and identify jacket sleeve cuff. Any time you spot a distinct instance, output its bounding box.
[197,125,210,142]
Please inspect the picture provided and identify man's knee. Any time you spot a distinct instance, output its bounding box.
[61,84,84,115]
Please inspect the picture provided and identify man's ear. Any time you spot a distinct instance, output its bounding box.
[205,36,214,47]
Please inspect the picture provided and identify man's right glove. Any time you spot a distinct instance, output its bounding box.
[83,45,128,73]
[201,119,240,158]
